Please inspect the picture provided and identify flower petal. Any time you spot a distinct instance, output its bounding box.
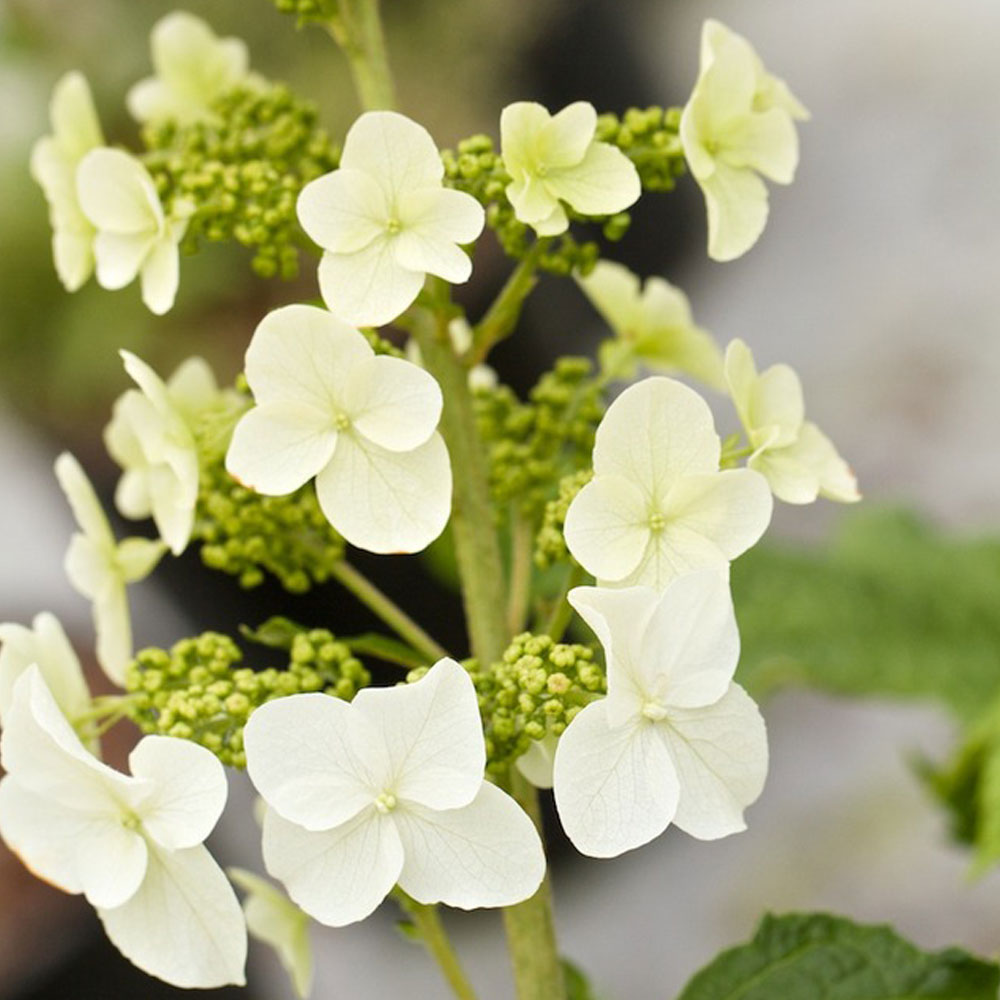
[500,101,551,176]
[340,111,443,200]
[392,229,472,285]
[244,693,378,831]
[55,451,115,548]
[318,238,425,329]
[129,736,228,850]
[659,682,768,840]
[225,400,338,496]
[576,259,642,337]
[351,658,484,812]
[749,362,804,448]
[397,186,485,245]
[394,782,545,908]
[563,475,650,583]
[548,141,640,216]
[801,421,860,503]
[262,806,403,927]
[92,578,132,686]
[553,700,679,858]
[343,354,442,453]
[538,101,597,167]
[76,148,162,235]
[140,233,181,315]
[98,841,247,988]
[93,231,154,290]
[315,431,451,554]
[297,168,388,254]
[700,160,770,263]
[49,71,103,159]
[725,108,798,184]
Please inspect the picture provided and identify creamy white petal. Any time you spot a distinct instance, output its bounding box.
[548,141,641,216]
[592,378,720,492]
[64,534,108,598]
[538,101,597,167]
[500,102,552,176]
[343,354,442,453]
[77,148,162,234]
[92,579,132,686]
[263,806,403,927]
[49,71,103,159]
[397,186,485,245]
[553,701,679,858]
[563,475,650,583]
[146,463,196,555]
[340,111,443,199]
[244,693,378,831]
[725,108,798,184]
[659,683,767,840]
[115,536,168,581]
[515,734,557,790]
[750,445,820,505]
[76,820,149,908]
[351,658,484,812]
[317,238,425,329]
[576,259,642,336]
[93,231,155,290]
[393,229,472,285]
[505,174,561,229]
[129,737,228,850]
[723,338,757,431]
[750,363,804,447]
[98,841,247,988]
[140,233,181,315]
[55,452,115,549]
[166,356,219,415]
[394,782,545,908]
[315,431,451,555]
[700,161,770,263]
[225,400,338,496]
[244,304,373,409]
[296,168,388,254]
[801,422,860,503]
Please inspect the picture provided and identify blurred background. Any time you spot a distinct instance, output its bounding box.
[2,0,999,997]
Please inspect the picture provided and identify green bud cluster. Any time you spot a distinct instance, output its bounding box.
[442,136,603,277]
[595,106,687,192]
[465,633,605,777]
[125,631,370,767]
[535,469,592,569]
[474,358,604,522]
[141,83,338,280]
[269,0,336,23]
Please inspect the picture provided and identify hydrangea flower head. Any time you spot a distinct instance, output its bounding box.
[0,668,247,987]
[297,111,485,328]
[127,11,252,126]
[554,572,768,857]
[578,260,724,387]
[500,101,641,236]
[244,658,545,925]
[76,148,191,315]
[225,304,452,555]
[30,72,103,292]
[680,19,809,261]
[725,338,860,504]
[563,377,772,590]
[55,452,167,684]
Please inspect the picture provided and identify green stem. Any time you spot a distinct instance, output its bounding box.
[469,244,544,366]
[328,0,397,111]
[506,510,534,637]
[330,560,448,664]
[394,891,479,1000]
[542,563,585,643]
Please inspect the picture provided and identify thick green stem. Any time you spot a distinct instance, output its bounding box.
[542,563,585,643]
[330,560,448,664]
[328,0,397,111]
[469,245,543,366]
[506,510,534,637]
[394,891,479,1000]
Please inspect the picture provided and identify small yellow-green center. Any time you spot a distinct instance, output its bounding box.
[121,812,142,831]
[536,163,548,178]
[374,791,397,814]
[385,217,402,235]
[648,511,666,533]
[641,700,669,722]
[333,411,351,432]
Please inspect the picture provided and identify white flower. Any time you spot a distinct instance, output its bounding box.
[76,148,191,315]
[500,101,640,236]
[104,352,210,555]
[554,572,768,857]
[515,732,557,790]
[0,612,90,731]
[225,304,452,555]
[229,868,313,999]
[563,377,772,591]
[297,111,485,328]
[679,19,809,262]
[127,11,252,126]
[724,339,859,504]
[577,260,723,388]
[244,658,545,926]
[30,72,104,292]
[0,667,247,987]
[54,453,166,685]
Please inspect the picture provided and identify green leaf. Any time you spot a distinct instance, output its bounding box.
[676,913,999,1000]
[733,508,1000,722]
[340,633,427,670]
[239,616,307,650]
[563,958,603,1000]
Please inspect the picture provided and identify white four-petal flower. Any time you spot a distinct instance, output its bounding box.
[679,19,809,262]
[563,377,772,590]
[297,111,485,328]
[76,147,190,315]
[55,452,167,685]
[127,11,253,126]
[225,304,452,555]
[244,658,545,926]
[553,572,768,857]
[577,259,724,388]
[0,668,247,988]
[724,338,860,504]
[30,71,104,292]
[500,101,641,236]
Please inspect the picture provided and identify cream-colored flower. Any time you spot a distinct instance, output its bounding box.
[680,19,809,261]
[30,72,103,292]
[501,101,640,236]
[578,260,723,388]
[724,338,859,504]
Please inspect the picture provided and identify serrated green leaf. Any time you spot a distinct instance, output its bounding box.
[676,912,999,1000]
